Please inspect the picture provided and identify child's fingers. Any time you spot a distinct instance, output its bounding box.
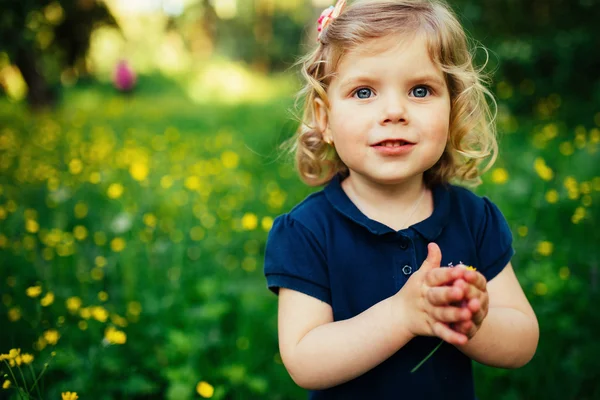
[464,270,487,291]
[466,297,481,314]
[430,305,471,323]
[425,266,464,287]
[432,322,468,345]
[451,320,473,336]
[427,286,464,306]
[452,279,480,301]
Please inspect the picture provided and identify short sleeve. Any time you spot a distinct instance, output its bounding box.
[263,214,331,304]
[476,198,515,282]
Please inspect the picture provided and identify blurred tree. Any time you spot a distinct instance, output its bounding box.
[451,0,600,124]
[0,0,119,109]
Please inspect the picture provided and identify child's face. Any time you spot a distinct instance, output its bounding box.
[315,33,450,186]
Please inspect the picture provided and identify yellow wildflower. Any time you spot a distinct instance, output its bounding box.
[107,183,124,199]
[490,168,509,184]
[91,306,109,322]
[104,326,127,344]
[196,381,215,398]
[221,151,239,169]
[261,216,274,232]
[25,219,40,233]
[80,307,91,319]
[533,157,554,181]
[8,348,20,358]
[545,189,559,204]
[129,162,149,181]
[26,285,42,298]
[2,380,10,389]
[62,392,79,400]
[8,307,21,321]
[73,225,88,241]
[110,237,126,252]
[241,213,258,230]
[40,291,55,307]
[43,329,60,345]
[21,353,34,364]
[66,296,82,313]
[536,241,553,256]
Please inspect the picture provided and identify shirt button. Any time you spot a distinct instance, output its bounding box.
[402,265,413,275]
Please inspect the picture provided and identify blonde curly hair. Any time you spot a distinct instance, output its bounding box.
[287,0,498,187]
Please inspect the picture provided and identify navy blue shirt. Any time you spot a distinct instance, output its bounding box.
[264,175,514,400]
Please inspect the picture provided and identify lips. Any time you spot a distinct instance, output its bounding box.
[372,139,414,147]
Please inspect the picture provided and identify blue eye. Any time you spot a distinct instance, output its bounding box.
[412,86,430,98]
[354,88,373,99]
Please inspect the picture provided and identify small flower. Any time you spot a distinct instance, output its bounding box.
[104,326,127,345]
[241,213,258,230]
[43,329,60,345]
[26,285,42,298]
[261,216,274,231]
[2,380,10,389]
[536,241,553,256]
[91,306,109,322]
[66,296,82,313]
[40,291,55,307]
[196,381,215,398]
[221,151,239,169]
[8,307,21,321]
[107,183,124,199]
[534,157,554,181]
[62,392,79,400]
[21,353,34,364]
[490,168,509,184]
[8,348,20,358]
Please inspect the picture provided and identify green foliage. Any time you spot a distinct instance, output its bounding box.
[0,66,598,399]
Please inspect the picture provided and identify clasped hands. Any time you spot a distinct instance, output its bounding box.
[396,242,489,346]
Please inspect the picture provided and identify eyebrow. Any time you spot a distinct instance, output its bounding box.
[409,75,446,87]
[337,74,446,91]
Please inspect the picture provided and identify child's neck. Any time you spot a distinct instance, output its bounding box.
[341,174,432,231]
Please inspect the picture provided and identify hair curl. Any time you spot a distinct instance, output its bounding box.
[286,0,498,187]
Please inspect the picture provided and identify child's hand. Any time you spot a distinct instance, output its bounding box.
[393,243,472,346]
[448,268,489,340]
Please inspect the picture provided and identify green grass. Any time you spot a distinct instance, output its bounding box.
[0,78,599,399]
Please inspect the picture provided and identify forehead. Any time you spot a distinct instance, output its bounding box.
[333,33,441,79]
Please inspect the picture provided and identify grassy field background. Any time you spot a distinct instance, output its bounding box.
[1,73,599,399]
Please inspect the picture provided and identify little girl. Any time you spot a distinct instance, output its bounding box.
[264,0,539,398]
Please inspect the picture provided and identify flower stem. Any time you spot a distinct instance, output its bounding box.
[411,340,443,373]
[28,363,44,400]
[16,364,30,397]
[3,360,27,400]
[31,363,48,398]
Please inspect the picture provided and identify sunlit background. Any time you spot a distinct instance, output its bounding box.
[0,0,599,399]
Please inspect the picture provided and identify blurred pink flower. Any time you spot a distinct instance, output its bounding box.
[113,60,136,92]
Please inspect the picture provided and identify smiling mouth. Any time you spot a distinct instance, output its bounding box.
[373,140,413,147]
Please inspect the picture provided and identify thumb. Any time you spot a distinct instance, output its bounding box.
[421,242,442,271]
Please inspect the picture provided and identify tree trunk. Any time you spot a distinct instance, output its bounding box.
[14,47,56,110]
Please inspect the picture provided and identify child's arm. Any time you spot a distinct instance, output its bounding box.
[277,243,472,390]
[452,263,539,368]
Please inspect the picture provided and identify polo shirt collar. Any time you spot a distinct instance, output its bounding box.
[324,174,451,240]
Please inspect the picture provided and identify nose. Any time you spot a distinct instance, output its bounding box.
[380,94,408,125]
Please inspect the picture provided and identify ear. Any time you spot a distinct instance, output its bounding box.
[313,97,332,144]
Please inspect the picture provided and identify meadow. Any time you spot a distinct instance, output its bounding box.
[1,75,599,399]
